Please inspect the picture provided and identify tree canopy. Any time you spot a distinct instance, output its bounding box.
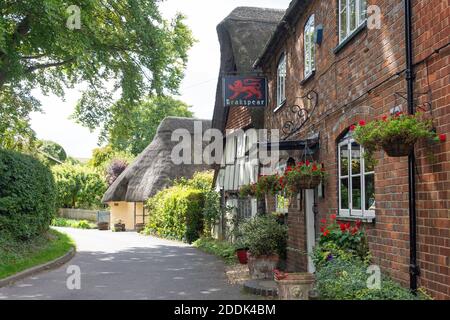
[0,0,194,149]
[106,95,193,155]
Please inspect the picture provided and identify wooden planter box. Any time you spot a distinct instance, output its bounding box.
[114,223,125,232]
[97,222,109,231]
[276,273,315,300]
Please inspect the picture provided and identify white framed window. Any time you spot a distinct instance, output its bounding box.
[276,53,286,109]
[338,131,375,218]
[304,15,315,78]
[339,0,367,43]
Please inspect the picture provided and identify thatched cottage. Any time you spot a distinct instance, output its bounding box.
[102,117,212,230]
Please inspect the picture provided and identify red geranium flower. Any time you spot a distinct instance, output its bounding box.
[350,125,356,131]
[320,218,327,225]
[330,214,337,220]
[359,120,366,126]
[320,227,325,233]
[312,164,318,172]
[351,227,358,235]
[339,223,346,231]
[305,160,310,166]
[323,229,330,237]
[439,134,446,142]
[382,115,388,121]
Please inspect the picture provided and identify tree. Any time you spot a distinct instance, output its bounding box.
[106,159,128,186]
[88,145,134,173]
[0,1,194,148]
[106,95,193,155]
[38,140,67,162]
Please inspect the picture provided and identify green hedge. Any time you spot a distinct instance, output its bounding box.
[52,163,107,210]
[146,186,204,243]
[0,149,56,240]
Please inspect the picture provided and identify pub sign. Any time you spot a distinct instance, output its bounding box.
[223,76,267,107]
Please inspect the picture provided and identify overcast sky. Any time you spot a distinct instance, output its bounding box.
[30,0,291,158]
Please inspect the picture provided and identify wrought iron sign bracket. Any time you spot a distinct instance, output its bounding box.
[281,90,319,141]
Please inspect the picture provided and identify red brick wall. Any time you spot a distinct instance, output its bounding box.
[225,106,252,130]
[261,0,449,299]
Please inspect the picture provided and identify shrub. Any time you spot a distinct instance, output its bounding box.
[0,149,56,240]
[146,186,204,243]
[105,159,128,186]
[315,256,422,300]
[237,215,287,257]
[51,218,95,229]
[176,171,221,237]
[52,163,107,210]
[193,237,237,264]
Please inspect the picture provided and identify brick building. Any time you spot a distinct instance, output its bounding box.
[252,0,449,299]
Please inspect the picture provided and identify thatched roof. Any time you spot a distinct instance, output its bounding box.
[211,7,285,132]
[102,117,212,203]
[254,0,310,68]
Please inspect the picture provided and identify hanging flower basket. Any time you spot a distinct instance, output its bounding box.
[283,161,326,193]
[352,113,444,159]
[381,139,415,157]
[255,174,283,197]
[239,183,257,198]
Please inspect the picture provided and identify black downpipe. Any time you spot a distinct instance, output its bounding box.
[404,0,420,293]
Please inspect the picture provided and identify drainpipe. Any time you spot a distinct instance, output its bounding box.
[404,0,420,293]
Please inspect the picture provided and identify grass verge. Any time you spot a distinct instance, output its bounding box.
[0,229,75,280]
[193,237,237,264]
[51,217,97,229]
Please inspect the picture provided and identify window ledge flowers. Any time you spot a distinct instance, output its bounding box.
[352,112,444,158]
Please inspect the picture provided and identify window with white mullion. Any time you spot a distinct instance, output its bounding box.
[338,134,375,218]
[276,54,286,109]
[339,0,367,44]
[304,15,315,78]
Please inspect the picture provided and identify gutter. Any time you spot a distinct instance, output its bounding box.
[404,0,420,293]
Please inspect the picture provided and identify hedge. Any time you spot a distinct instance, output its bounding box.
[0,149,56,240]
[146,186,204,243]
[52,163,107,210]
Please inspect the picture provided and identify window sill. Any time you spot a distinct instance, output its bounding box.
[333,22,367,55]
[300,71,316,86]
[336,215,375,224]
[273,100,287,113]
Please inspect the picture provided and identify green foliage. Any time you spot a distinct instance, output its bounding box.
[0,1,195,149]
[176,171,221,237]
[0,229,74,279]
[239,184,257,198]
[193,237,237,264]
[52,163,107,210]
[106,96,193,155]
[88,145,134,173]
[38,140,67,162]
[51,217,95,229]
[146,186,204,243]
[353,113,435,159]
[0,149,56,240]
[237,215,287,257]
[315,256,423,300]
[256,175,282,197]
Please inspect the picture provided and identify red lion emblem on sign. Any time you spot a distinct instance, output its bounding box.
[228,78,263,99]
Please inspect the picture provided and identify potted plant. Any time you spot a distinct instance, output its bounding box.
[97,221,109,230]
[283,161,326,193]
[114,219,125,232]
[239,183,257,198]
[274,269,315,300]
[234,241,249,265]
[255,174,283,198]
[237,215,287,279]
[352,113,444,158]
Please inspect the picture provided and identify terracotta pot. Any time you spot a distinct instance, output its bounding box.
[275,273,315,300]
[247,253,279,279]
[236,249,248,265]
[382,141,414,157]
[97,222,109,231]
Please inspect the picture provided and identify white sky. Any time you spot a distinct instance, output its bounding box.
[30,0,291,158]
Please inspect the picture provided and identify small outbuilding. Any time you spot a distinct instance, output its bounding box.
[102,117,212,230]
